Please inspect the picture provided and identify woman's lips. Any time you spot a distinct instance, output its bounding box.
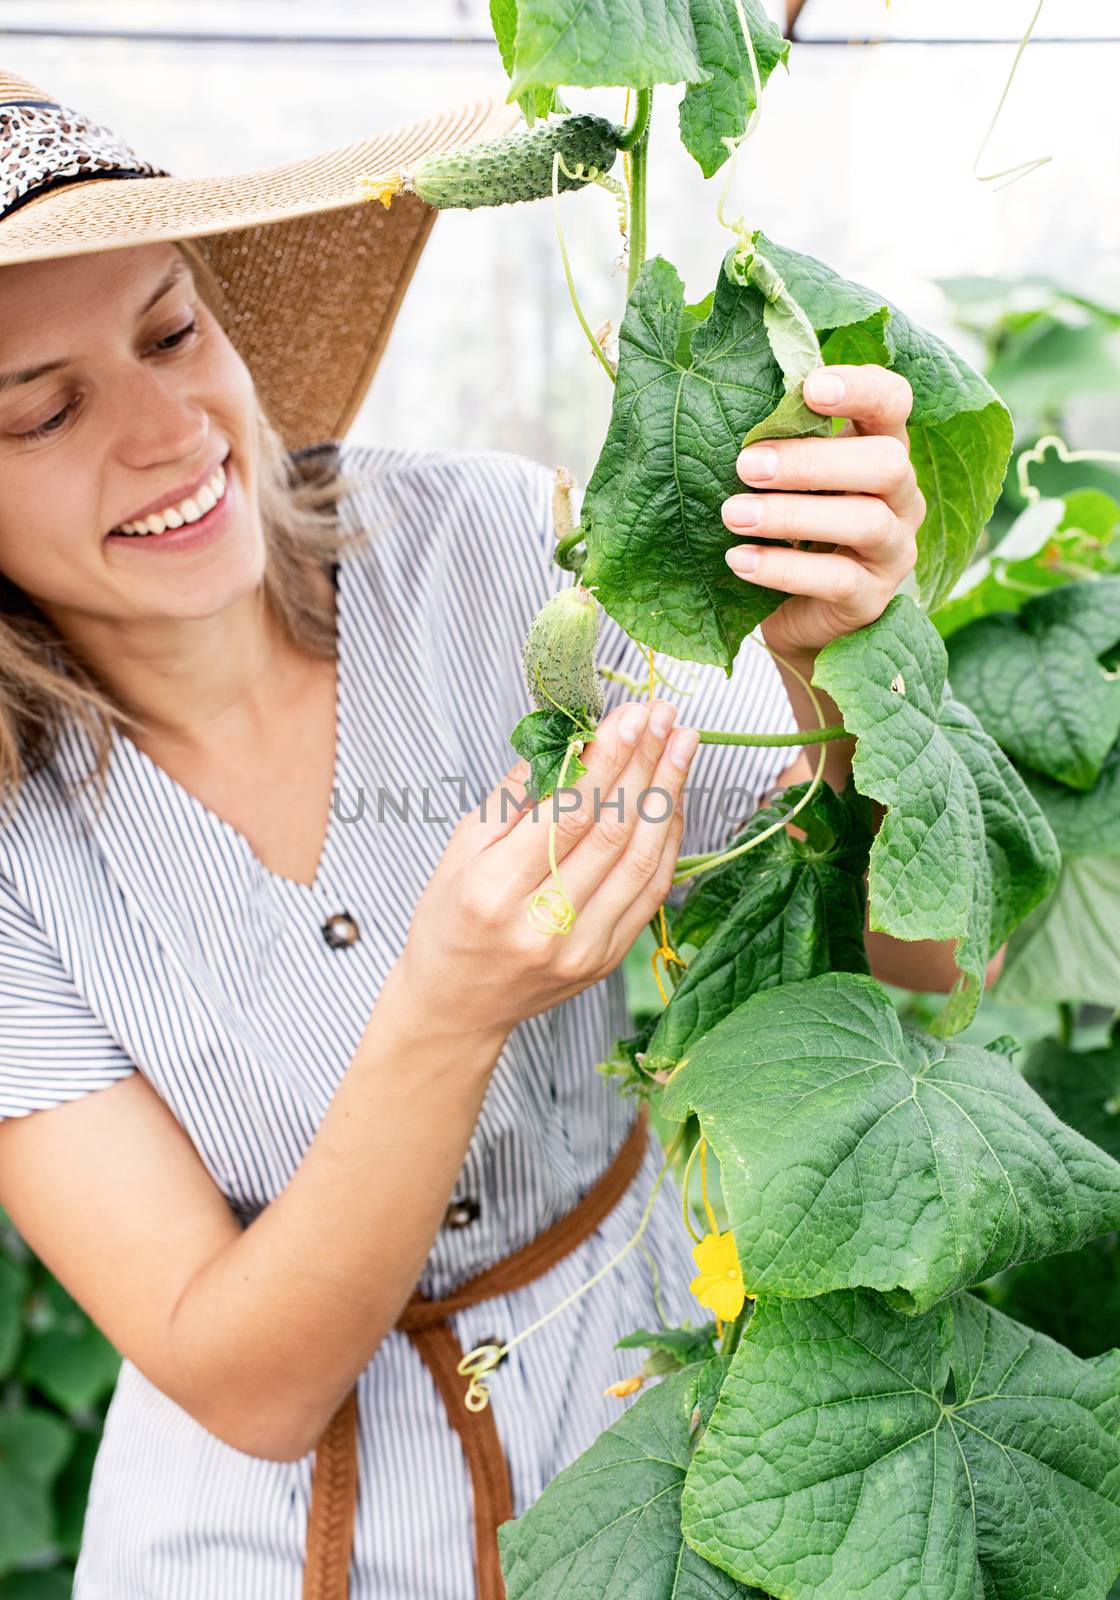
[105,452,234,554]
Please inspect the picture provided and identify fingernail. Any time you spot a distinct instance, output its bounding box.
[669,727,699,769]
[649,701,677,739]
[726,545,760,574]
[804,370,846,406]
[723,496,762,530]
[737,446,778,482]
[619,706,648,745]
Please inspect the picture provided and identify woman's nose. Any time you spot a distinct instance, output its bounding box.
[110,368,209,465]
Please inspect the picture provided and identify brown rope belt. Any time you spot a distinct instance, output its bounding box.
[302,1102,652,1600]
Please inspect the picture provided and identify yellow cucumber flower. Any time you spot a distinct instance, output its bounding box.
[603,1375,645,1399]
[690,1228,746,1321]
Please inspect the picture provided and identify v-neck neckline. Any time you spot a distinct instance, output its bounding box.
[115,556,347,900]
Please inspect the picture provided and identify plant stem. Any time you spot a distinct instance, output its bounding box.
[723,1302,750,1358]
[698,724,847,747]
[625,91,651,297]
[1057,1000,1075,1048]
[551,153,617,387]
[616,86,652,151]
[554,527,587,571]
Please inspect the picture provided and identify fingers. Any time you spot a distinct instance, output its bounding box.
[554,712,697,912]
[721,490,915,575]
[497,699,654,893]
[441,758,534,869]
[722,543,899,621]
[580,727,695,942]
[733,434,920,520]
[802,365,914,444]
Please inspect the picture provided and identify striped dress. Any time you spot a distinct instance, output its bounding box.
[0,442,799,1600]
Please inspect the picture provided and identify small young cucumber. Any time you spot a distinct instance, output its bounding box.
[522,585,604,722]
[407,114,622,210]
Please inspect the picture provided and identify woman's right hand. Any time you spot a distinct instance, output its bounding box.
[389,700,698,1042]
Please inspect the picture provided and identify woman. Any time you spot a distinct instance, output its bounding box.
[0,67,983,1600]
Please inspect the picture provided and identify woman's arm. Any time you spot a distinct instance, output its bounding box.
[0,975,507,1463]
[0,701,697,1462]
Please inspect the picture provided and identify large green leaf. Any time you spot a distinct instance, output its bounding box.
[946,579,1120,791]
[679,0,788,177]
[645,782,871,1077]
[819,306,892,368]
[0,1255,28,1379]
[500,1357,765,1599]
[987,1234,1119,1361]
[1022,741,1120,856]
[500,0,786,144]
[19,1275,121,1413]
[1022,1030,1120,1160]
[933,493,1120,640]
[987,316,1120,441]
[985,1032,1119,1360]
[998,855,1120,1008]
[490,0,566,119]
[813,596,1061,1033]
[933,498,1067,638]
[505,0,704,97]
[54,1428,101,1561]
[660,972,1120,1312]
[737,246,833,446]
[0,1571,77,1599]
[21,1320,121,1414]
[754,234,1014,609]
[0,1408,72,1569]
[581,255,784,671]
[681,1291,1120,1600]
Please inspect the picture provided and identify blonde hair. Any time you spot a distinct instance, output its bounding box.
[0,237,381,821]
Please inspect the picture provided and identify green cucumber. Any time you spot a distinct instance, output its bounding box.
[409,114,622,210]
[521,585,603,722]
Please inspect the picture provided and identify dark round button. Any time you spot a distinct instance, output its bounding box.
[475,1334,507,1369]
[321,911,360,949]
[444,1196,481,1229]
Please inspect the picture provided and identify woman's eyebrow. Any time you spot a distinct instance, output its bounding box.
[0,260,189,396]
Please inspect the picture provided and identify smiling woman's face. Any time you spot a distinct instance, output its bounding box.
[0,240,263,631]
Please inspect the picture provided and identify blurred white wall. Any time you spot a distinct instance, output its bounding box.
[3,1,1118,480]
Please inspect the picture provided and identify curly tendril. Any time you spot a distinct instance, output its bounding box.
[456,1121,688,1411]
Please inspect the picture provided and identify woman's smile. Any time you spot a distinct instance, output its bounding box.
[104,446,235,555]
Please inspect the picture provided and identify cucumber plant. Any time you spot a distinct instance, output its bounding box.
[370,7,1120,1597]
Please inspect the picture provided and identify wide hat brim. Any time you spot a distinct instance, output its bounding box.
[0,78,522,451]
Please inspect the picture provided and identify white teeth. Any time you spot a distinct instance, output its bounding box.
[114,461,227,536]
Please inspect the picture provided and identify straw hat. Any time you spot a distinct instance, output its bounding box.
[0,68,521,450]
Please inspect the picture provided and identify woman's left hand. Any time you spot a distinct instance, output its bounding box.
[720,364,926,661]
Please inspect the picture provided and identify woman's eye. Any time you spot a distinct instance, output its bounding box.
[20,399,79,441]
[154,317,198,352]
[14,317,198,441]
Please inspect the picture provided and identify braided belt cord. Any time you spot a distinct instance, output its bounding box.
[302,1387,359,1600]
[302,1104,651,1598]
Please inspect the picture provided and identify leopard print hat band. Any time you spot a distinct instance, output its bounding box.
[1,93,168,221]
